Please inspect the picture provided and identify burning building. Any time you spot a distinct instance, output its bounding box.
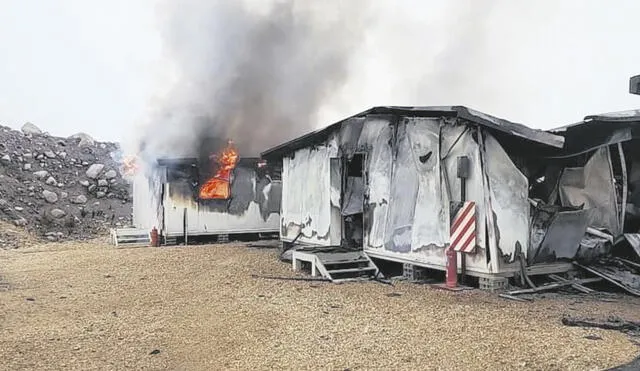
[260,106,589,283]
[127,139,281,245]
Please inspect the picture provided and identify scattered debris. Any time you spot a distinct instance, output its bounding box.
[548,274,595,294]
[246,242,279,249]
[574,261,640,297]
[504,277,602,296]
[250,274,331,282]
[561,316,640,337]
[498,294,532,302]
[584,334,603,341]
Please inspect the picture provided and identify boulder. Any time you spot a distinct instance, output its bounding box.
[86,164,104,179]
[71,195,87,204]
[1,154,10,164]
[42,190,58,203]
[104,169,117,179]
[69,133,95,147]
[21,122,42,135]
[79,180,90,187]
[33,170,49,179]
[45,176,57,185]
[13,217,27,227]
[44,150,56,159]
[23,163,32,171]
[98,179,108,187]
[50,209,66,218]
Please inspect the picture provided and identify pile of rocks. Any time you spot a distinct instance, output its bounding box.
[0,122,133,246]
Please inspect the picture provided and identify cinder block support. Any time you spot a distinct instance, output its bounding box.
[403,263,427,281]
[479,276,509,292]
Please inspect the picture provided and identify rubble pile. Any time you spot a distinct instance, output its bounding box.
[0,122,132,247]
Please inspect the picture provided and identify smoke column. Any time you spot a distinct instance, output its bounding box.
[136,0,372,162]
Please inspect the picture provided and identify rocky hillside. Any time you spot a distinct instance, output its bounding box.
[0,122,132,247]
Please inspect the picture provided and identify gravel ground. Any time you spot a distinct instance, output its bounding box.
[1,242,639,371]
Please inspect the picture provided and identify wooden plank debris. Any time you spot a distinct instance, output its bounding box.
[561,316,640,336]
[614,257,640,271]
[574,262,640,297]
[250,274,331,282]
[548,274,595,294]
[498,294,532,302]
[506,277,602,296]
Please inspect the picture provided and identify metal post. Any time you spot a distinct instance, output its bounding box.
[183,208,188,246]
[457,156,470,285]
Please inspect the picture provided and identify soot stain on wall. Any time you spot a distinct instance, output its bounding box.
[166,161,281,221]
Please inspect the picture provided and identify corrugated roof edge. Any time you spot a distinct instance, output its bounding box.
[550,108,640,133]
[261,105,565,160]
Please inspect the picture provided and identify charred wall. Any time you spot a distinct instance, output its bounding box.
[163,158,280,221]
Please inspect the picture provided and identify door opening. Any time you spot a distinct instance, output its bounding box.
[342,153,365,248]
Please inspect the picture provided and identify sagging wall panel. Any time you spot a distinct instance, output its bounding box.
[358,118,393,249]
[385,120,422,252]
[281,137,338,245]
[483,133,530,263]
[440,124,488,269]
[558,147,620,235]
[365,119,491,272]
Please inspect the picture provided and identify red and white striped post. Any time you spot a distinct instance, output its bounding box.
[448,156,476,287]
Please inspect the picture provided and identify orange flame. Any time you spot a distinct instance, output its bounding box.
[199,141,239,199]
[122,155,139,176]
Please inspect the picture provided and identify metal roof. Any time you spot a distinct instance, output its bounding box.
[550,109,640,133]
[261,105,565,159]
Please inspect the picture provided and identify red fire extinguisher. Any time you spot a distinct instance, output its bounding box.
[445,247,458,288]
[150,227,159,247]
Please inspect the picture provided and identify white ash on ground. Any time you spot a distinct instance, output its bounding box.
[0,122,132,247]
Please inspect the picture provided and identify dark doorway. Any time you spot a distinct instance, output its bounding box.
[342,153,365,248]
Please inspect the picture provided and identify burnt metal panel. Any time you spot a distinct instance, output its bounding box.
[558,147,620,235]
[261,105,564,160]
[624,234,640,259]
[530,208,592,264]
[483,132,530,263]
[384,120,419,253]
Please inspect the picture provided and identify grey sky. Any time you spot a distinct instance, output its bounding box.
[1,0,639,145]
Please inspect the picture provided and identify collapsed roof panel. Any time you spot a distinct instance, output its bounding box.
[549,109,640,156]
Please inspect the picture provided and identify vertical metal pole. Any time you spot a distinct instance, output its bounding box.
[183,208,188,246]
[618,143,628,230]
[460,177,467,285]
[456,155,470,286]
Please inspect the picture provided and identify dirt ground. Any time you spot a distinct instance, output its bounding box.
[1,241,640,371]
